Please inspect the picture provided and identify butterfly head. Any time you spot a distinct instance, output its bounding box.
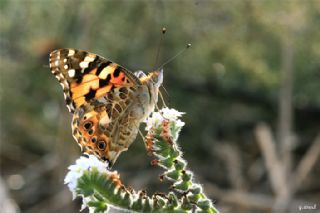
[151,69,163,87]
[138,69,163,88]
[149,69,163,87]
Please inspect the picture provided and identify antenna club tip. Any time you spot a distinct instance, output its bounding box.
[162,27,167,34]
[187,43,191,48]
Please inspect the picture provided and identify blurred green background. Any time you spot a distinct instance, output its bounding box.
[1,0,320,212]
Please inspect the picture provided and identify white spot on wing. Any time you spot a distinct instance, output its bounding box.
[100,114,111,126]
[68,49,75,56]
[55,61,59,66]
[56,73,64,82]
[64,82,69,90]
[79,61,89,69]
[67,105,72,112]
[84,55,95,62]
[64,65,68,69]
[68,69,75,77]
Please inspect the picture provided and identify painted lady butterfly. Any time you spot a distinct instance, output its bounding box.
[49,49,163,166]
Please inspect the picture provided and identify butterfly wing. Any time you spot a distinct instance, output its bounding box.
[71,88,141,165]
[49,48,141,113]
[49,49,148,164]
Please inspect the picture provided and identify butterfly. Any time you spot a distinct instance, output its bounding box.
[49,48,163,166]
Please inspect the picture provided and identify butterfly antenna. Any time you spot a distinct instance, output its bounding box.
[153,27,167,70]
[158,43,191,70]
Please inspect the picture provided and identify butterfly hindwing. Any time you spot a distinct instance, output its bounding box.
[71,85,139,165]
[49,48,141,113]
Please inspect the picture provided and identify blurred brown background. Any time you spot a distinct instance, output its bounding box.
[1,0,320,212]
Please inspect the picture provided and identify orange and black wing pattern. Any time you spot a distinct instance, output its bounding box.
[49,48,141,113]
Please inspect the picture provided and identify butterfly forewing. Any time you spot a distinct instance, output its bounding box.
[49,48,140,113]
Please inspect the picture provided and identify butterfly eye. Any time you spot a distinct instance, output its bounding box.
[84,121,93,130]
[97,140,106,151]
[152,69,163,87]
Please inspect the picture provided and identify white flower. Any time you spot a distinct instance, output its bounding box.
[160,108,185,121]
[145,107,185,131]
[80,196,93,212]
[145,111,164,131]
[175,119,185,128]
[64,155,110,199]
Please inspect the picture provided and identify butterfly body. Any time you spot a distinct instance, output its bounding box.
[49,49,162,165]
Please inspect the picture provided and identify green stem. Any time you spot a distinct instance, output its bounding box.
[74,118,219,213]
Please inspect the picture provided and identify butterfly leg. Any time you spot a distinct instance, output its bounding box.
[138,128,152,154]
[158,90,167,108]
[134,70,147,78]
